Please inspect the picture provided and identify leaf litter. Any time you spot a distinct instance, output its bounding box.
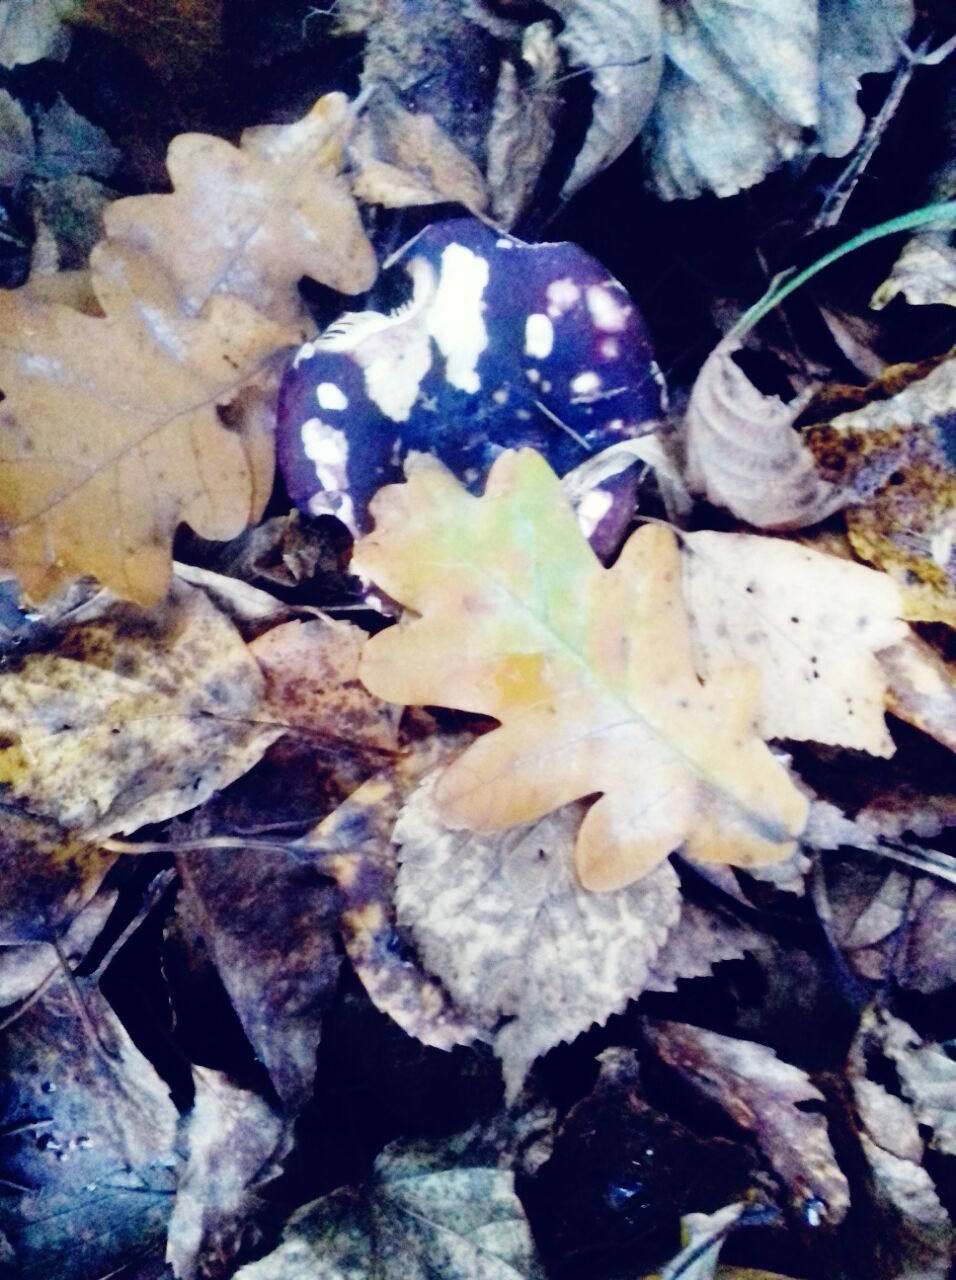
[0,4,955,1278]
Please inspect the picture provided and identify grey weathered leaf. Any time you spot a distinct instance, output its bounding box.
[867,1011,956,1159]
[644,1020,851,1224]
[644,0,818,200]
[660,1203,745,1280]
[0,972,179,1279]
[166,1069,288,1280]
[549,0,662,197]
[646,899,764,992]
[35,95,120,181]
[0,0,72,67]
[685,339,844,529]
[234,1132,545,1280]
[0,88,34,186]
[817,0,912,157]
[394,774,681,1098]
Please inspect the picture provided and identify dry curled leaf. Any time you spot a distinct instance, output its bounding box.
[104,93,376,325]
[0,580,281,836]
[644,1020,851,1225]
[682,530,906,755]
[0,241,288,603]
[685,339,844,529]
[394,773,681,1097]
[356,448,808,892]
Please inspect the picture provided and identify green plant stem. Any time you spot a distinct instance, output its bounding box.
[730,200,956,341]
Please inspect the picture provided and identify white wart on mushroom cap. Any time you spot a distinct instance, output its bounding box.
[276,218,665,549]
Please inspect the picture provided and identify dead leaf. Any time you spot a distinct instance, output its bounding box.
[249,616,401,756]
[682,530,906,754]
[305,743,480,1052]
[644,0,912,200]
[394,773,681,1097]
[233,1131,546,1280]
[175,843,343,1115]
[804,355,956,625]
[166,1068,288,1280]
[548,0,663,198]
[0,580,281,836]
[0,969,179,1279]
[660,1203,746,1280]
[0,882,116,1006]
[873,1011,956,1158]
[32,94,121,183]
[0,0,72,67]
[685,339,844,529]
[0,88,36,186]
[356,449,808,892]
[104,93,376,325]
[879,633,956,754]
[872,232,956,310]
[644,1020,851,1224]
[647,899,766,992]
[0,241,289,603]
[350,92,489,213]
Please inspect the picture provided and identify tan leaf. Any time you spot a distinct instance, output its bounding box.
[0,242,289,603]
[104,93,377,325]
[880,633,956,754]
[250,616,402,755]
[682,530,906,755]
[486,23,560,227]
[356,448,808,892]
[350,93,488,214]
[685,339,843,529]
[0,580,281,837]
[394,773,681,1097]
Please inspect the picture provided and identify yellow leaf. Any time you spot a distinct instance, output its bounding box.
[0,242,289,603]
[104,92,377,324]
[355,449,808,891]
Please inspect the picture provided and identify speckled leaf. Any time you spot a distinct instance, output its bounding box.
[0,580,281,837]
[249,616,401,757]
[644,1020,851,1225]
[303,743,480,1051]
[682,530,906,755]
[804,356,956,625]
[234,1133,545,1280]
[166,1069,288,1280]
[356,448,808,891]
[394,774,681,1097]
[104,93,376,324]
[0,971,179,1280]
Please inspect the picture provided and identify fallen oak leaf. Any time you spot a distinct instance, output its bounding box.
[104,92,377,325]
[355,448,808,891]
[0,241,290,603]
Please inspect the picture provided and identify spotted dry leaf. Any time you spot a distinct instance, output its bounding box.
[0,579,280,837]
[394,773,681,1097]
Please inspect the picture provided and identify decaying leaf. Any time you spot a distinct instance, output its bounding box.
[0,0,72,67]
[660,1203,746,1280]
[872,232,956,311]
[0,580,281,836]
[305,743,481,1052]
[644,1020,851,1224]
[166,1068,288,1280]
[647,898,766,992]
[804,355,956,625]
[249,616,401,757]
[682,530,906,755]
[356,449,808,891]
[872,1011,956,1159]
[394,774,681,1097]
[176,844,343,1115]
[70,0,223,83]
[0,970,180,1280]
[879,633,956,754]
[104,92,376,325]
[548,0,663,198]
[0,881,116,1007]
[350,91,488,213]
[233,1131,545,1280]
[0,241,289,602]
[685,339,844,529]
[643,0,912,200]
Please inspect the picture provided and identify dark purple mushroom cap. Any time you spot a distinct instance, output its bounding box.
[276,218,665,548]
